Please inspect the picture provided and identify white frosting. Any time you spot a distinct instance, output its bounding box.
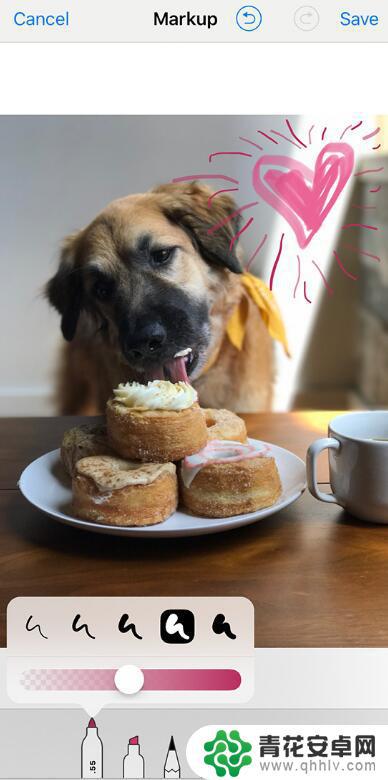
[76,455,175,491]
[181,439,270,488]
[113,380,197,411]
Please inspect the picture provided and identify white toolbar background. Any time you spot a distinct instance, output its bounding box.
[0,1,386,42]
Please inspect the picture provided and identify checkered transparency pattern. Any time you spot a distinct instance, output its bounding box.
[21,669,117,690]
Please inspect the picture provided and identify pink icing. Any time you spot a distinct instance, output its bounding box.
[183,439,270,470]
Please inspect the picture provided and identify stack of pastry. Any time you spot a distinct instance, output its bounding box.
[61,380,281,527]
[179,439,281,518]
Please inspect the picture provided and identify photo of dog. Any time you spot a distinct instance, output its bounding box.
[46,181,273,415]
[1,114,388,650]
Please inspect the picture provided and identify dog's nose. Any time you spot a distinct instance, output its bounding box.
[126,322,167,360]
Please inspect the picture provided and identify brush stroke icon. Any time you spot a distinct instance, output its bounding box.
[25,615,48,640]
[118,614,143,639]
[212,614,237,640]
[160,609,195,644]
[72,614,96,639]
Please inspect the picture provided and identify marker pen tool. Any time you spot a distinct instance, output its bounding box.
[81,718,103,779]
[123,735,145,779]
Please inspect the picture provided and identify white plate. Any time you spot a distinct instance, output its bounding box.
[18,440,306,538]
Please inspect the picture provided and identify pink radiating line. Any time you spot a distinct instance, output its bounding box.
[230,217,254,251]
[207,187,239,207]
[373,144,382,151]
[21,668,241,692]
[285,118,307,148]
[351,204,377,210]
[344,244,381,262]
[209,151,252,163]
[207,201,259,235]
[308,125,315,145]
[312,260,334,295]
[271,130,303,149]
[321,127,327,141]
[172,174,239,185]
[342,222,378,231]
[304,281,312,304]
[351,120,363,131]
[293,255,301,298]
[269,233,285,291]
[354,167,384,177]
[333,250,358,281]
[257,130,278,144]
[340,124,352,140]
[370,185,382,193]
[362,127,380,140]
[246,233,268,271]
[359,249,381,263]
[239,136,264,151]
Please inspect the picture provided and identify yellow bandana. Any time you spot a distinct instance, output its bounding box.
[226,272,290,357]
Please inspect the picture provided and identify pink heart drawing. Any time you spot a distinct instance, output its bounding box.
[252,142,355,249]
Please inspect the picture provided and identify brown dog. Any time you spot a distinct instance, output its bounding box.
[46,182,273,414]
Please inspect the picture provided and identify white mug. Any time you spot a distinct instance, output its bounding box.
[306,411,388,523]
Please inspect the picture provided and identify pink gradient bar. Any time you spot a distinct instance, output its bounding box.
[143,669,241,691]
[21,668,241,692]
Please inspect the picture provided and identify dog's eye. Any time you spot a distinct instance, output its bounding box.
[151,247,174,266]
[92,280,113,301]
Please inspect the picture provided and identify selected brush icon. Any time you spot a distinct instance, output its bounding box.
[164,736,181,778]
[81,718,103,779]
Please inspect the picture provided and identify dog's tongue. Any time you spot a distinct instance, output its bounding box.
[145,357,190,383]
[165,356,190,383]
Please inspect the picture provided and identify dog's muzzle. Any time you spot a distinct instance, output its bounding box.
[121,321,197,383]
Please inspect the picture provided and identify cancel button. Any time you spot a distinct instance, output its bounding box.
[13,10,70,26]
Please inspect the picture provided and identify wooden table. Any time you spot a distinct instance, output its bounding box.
[2,412,388,648]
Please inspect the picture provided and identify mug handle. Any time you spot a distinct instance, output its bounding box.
[306,437,341,504]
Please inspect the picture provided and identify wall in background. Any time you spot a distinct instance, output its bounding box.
[357,160,388,406]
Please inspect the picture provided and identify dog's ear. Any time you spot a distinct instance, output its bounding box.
[46,232,83,341]
[155,181,243,274]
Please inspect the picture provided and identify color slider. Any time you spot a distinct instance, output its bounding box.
[21,667,241,692]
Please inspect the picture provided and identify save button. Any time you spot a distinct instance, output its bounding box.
[339,11,380,27]
[13,11,70,27]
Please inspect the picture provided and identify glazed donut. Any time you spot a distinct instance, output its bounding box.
[179,439,281,518]
[204,408,247,443]
[61,423,112,477]
[106,380,208,462]
[72,455,178,527]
